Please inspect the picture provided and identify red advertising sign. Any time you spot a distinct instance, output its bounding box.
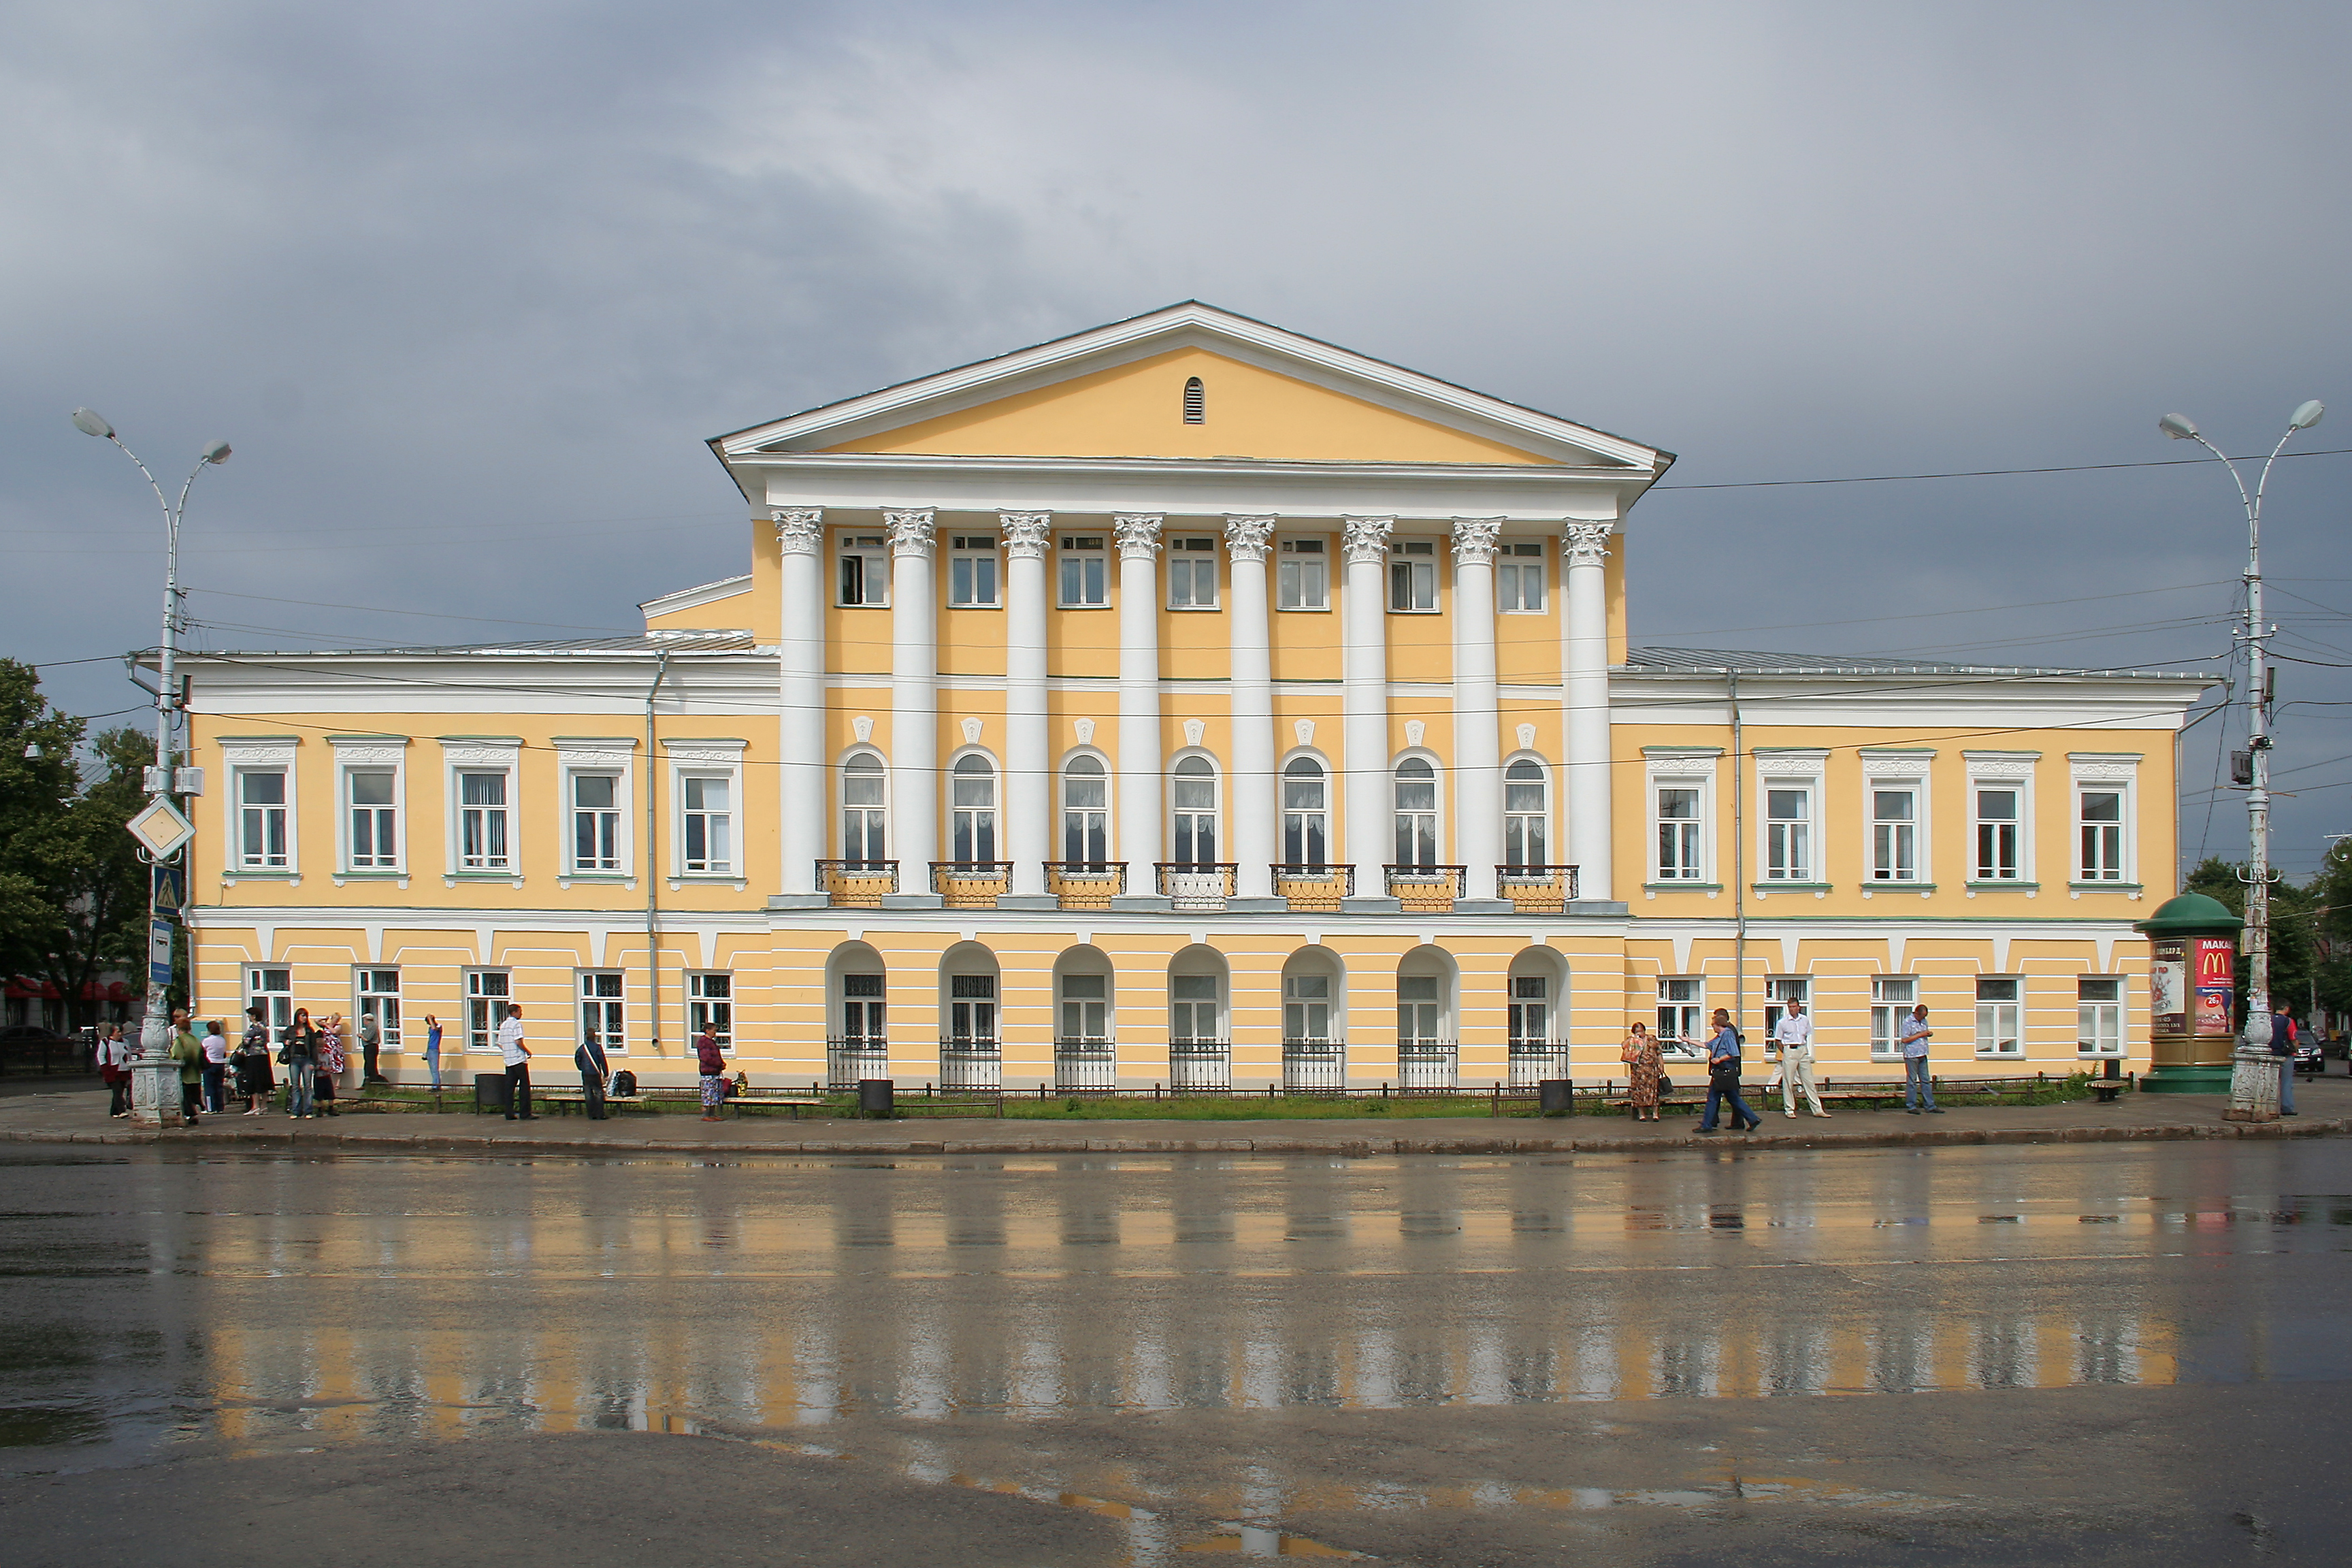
[2192,934,2238,1037]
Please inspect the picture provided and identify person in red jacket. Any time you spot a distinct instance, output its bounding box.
[695,1024,727,1122]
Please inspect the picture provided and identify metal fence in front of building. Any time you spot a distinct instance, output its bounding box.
[1169,1038,1231,1091]
[1396,1041,1458,1091]
[825,1036,890,1090]
[939,1038,1002,1092]
[1054,1036,1117,1092]
[1281,1039,1346,1094]
[1507,1043,1572,1087]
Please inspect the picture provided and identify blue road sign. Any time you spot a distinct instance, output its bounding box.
[148,920,174,987]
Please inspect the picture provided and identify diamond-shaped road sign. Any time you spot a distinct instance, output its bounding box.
[127,798,196,860]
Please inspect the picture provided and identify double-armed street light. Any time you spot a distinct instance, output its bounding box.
[2158,400,2324,1056]
[70,408,230,1126]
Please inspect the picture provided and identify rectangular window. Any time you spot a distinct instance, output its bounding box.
[1657,977,1704,1045]
[838,534,888,606]
[1763,976,1809,1036]
[682,775,732,874]
[2078,790,2124,880]
[1508,975,1548,1044]
[1283,766,1327,868]
[949,973,997,1043]
[688,972,732,1049]
[458,771,510,870]
[1283,973,1332,1042]
[1167,537,1218,608]
[570,773,622,873]
[2078,977,2123,1056]
[356,968,402,1049]
[1059,973,1109,1041]
[1870,786,1917,882]
[1170,974,1220,1043]
[465,970,510,1054]
[947,534,999,607]
[580,971,625,1056]
[1655,786,1703,881]
[1497,540,1546,612]
[238,769,289,869]
[247,966,293,1039]
[1503,765,1548,868]
[1976,977,2022,1056]
[1277,537,1328,610]
[347,768,398,870]
[1398,975,1443,1043]
[1871,976,1916,1058]
[1058,536,1109,607]
[840,973,885,1041]
[842,757,887,864]
[1388,538,1437,611]
[1974,787,2023,880]
[1765,786,1813,880]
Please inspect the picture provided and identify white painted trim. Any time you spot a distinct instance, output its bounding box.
[639,574,752,618]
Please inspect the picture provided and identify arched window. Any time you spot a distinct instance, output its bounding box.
[1281,757,1326,868]
[950,754,996,864]
[1183,376,1205,425]
[1171,755,1218,866]
[1503,758,1549,868]
[841,753,887,866]
[1393,757,1437,868]
[1062,755,1109,867]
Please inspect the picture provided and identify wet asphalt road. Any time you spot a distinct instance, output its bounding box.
[3,1139,2351,1565]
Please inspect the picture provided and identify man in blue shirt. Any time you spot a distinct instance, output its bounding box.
[1900,1004,1942,1114]
[1698,1007,1762,1133]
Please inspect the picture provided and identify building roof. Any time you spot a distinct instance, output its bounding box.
[1620,647,2219,681]
[178,630,760,659]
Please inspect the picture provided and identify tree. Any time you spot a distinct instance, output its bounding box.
[2185,854,2330,1026]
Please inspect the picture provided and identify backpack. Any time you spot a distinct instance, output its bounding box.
[609,1070,637,1097]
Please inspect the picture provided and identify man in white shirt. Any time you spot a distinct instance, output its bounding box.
[495,1004,536,1121]
[1775,999,1827,1117]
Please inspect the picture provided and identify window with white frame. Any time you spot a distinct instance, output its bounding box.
[1393,757,1439,868]
[1657,978,1705,1045]
[841,753,887,866]
[248,966,293,1039]
[1167,536,1218,608]
[1398,975,1446,1044]
[947,534,999,607]
[2078,977,2123,1055]
[238,768,291,869]
[569,772,623,872]
[1976,977,2022,1056]
[837,534,888,606]
[1654,784,1704,881]
[356,968,401,1048]
[840,973,885,1041]
[465,970,510,1053]
[688,972,732,1048]
[1497,540,1546,612]
[1763,976,1809,1036]
[1869,783,1920,883]
[1763,783,1815,881]
[1170,973,1220,1043]
[2077,789,2125,881]
[457,770,511,871]
[1503,759,1549,868]
[1283,973,1333,1041]
[1388,538,1437,611]
[947,973,996,1043]
[949,755,996,864]
[580,971,625,1055]
[1974,785,2025,881]
[1058,535,1109,607]
[1508,975,1548,1044]
[1062,755,1109,865]
[681,774,732,874]
[1171,755,1218,866]
[1059,973,1109,1041]
[1282,756,1328,867]
[346,768,398,870]
[1278,537,1328,610]
[1870,976,1916,1057]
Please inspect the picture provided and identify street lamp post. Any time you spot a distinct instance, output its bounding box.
[2159,401,2324,1059]
[71,408,230,1126]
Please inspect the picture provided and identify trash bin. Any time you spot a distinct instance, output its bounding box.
[475,1073,512,1114]
[858,1078,895,1119]
[1537,1079,1574,1116]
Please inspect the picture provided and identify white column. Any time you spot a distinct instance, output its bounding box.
[772,506,828,906]
[1341,517,1401,911]
[1563,522,1614,902]
[1112,514,1172,910]
[1224,516,1284,909]
[1451,517,1509,911]
[999,512,1057,908]
[883,508,943,907]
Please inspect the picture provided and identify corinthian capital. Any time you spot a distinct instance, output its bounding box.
[1341,516,1394,566]
[1113,514,1164,560]
[1563,522,1612,568]
[772,506,824,556]
[1450,516,1503,568]
[999,512,1051,559]
[884,508,936,557]
[1223,515,1275,562]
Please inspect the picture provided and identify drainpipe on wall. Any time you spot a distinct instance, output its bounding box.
[1729,666,1746,1043]
[645,649,671,1056]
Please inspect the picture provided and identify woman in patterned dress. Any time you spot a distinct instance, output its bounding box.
[1621,1021,1665,1122]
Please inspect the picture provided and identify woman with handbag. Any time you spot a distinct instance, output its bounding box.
[281,1008,321,1118]
[1620,1021,1665,1122]
[1699,1007,1762,1134]
[233,1005,275,1115]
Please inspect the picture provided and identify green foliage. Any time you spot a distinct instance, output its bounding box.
[2184,853,2333,1021]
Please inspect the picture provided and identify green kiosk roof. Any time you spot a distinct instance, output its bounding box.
[2132,892,2244,937]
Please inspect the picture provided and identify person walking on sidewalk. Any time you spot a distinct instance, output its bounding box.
[282,1008,321,1117]
[200,1019,230,1114]
[1699,1008,1762,1133]
[1621,1021,1665,1122]
[1775,1000,1827,1118]
[169,1009,203,1127]
[574,1032,610,1121]
[695,1024,728,1122]
[1901,1004,1942,1114]
[497,1004,536,1121]
[97,1024,131,1118]
[359,1009,387,1085]
[233,1006,274,1115]
[421,1014,444,1092]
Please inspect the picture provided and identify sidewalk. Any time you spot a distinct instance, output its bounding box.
[1,1076,2345,1158]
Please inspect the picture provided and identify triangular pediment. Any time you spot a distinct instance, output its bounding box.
[714,303,1664,472]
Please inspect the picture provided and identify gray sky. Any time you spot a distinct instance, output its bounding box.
[7,1,2349,872]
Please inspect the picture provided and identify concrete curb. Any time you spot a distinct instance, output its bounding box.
[4,1117,2346,1159]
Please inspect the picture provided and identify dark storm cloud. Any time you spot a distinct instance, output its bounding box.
[5,1,2349,866]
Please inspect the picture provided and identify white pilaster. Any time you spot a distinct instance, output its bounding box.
[999,512,1057,907]
[1341,517,1402,911]
[1450,517,1509,910]
[884,508,943,907]
[1224,517,1285,909]
[1564,522,1614,902]
[772,506,828,906]
[1113,514,1172,910]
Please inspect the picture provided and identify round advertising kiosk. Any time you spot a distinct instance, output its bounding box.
[2133,892,2244,1094]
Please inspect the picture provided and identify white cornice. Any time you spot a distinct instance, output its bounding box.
[639,575,751,617]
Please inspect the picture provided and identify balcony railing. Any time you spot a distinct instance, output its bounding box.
[825,1034,890,1090]
[929,860,1013,908]
[1383,864,1465,911]
[1281,1036,1346,1094]
[1507,1040,1572,1088]
[1047,860,1127,910]
[1273,863,1354,911]
[817,860,898,908]
[1497,864,1581,913]
[1169,1036,1231,1091]
[939,1035,1002,1092]
[1396,1039,1459,1090]
[1155,862,1238,911]
[1053,1035,1117,1092]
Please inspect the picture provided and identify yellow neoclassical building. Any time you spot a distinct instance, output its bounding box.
[182,304,2209,1090]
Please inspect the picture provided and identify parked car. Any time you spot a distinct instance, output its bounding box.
[2292,1034,2326,1075]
